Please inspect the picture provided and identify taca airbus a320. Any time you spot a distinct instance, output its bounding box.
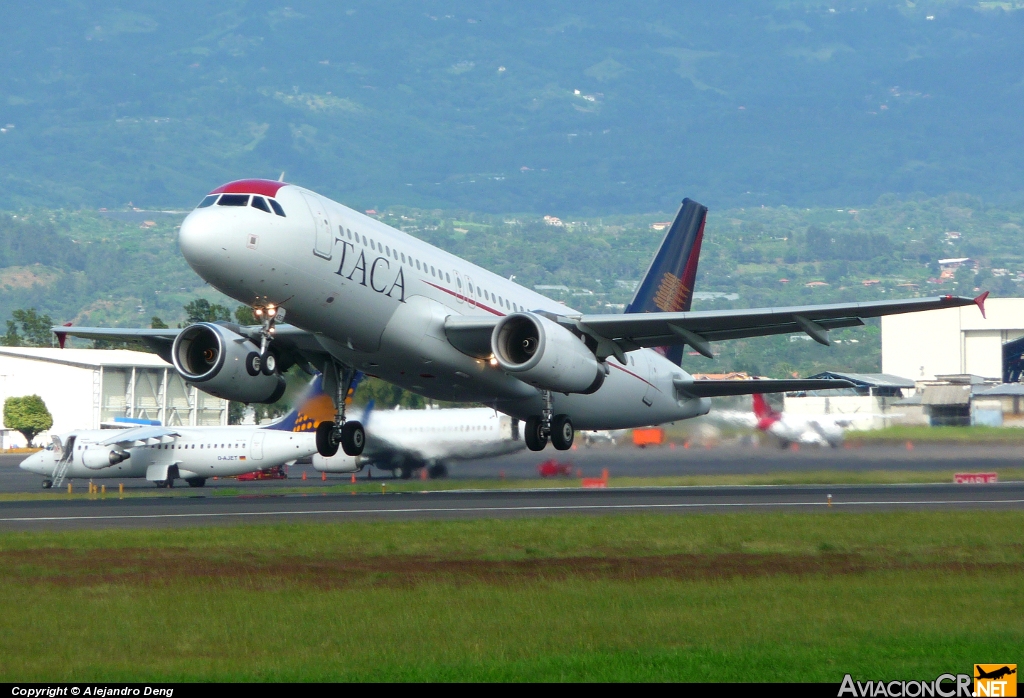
[59,179,987,458]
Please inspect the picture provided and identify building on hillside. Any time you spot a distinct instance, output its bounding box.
[783,372,915,430]
[881,297,1024,383]
[0,348,228,447]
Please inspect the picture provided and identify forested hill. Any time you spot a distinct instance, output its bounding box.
[1,1,1023,214]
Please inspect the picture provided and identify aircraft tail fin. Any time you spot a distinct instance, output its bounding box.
[752,393,779,420]
[263,374,336,432]
[626,198,708,365]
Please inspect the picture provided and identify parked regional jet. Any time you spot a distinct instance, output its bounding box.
[19,375,335,488]
[56,180,987,458]
[313,406,524,478]
[716,394,892,448]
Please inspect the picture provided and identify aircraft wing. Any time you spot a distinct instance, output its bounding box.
[673,378,854,398]
[97,426,181,447]
[54,323,328,371]
[574,294,986,360]
[445,294,986,362]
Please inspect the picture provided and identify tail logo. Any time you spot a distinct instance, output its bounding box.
[653,272,692,313]
[291,394,336,432]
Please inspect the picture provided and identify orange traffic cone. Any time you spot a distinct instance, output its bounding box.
[321,471,327,481]
[302,471,307,481]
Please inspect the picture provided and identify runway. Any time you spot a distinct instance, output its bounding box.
[2,481,1022,531]
[2,442,1022,494]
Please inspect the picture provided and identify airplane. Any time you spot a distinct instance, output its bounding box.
[313,405,524,478]
[55,179,988,459]
[19,374,336,489]
[713,393,897,448]
[975,666,1016,681]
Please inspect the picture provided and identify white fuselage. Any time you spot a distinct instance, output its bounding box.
[19,427,316,481]
[314,407,524,472]
[179,185,711,429]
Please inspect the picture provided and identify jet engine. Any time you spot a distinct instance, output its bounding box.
[491,313,606,394]
[81,447,130,469]
[172,322,286,403]
[312,453,361,473]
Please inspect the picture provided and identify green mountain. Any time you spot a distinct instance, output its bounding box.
[1,1,1023,213]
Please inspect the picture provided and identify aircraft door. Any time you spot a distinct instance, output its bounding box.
[453,270,465,304]
[251,432,265,461]
[464,275,477,308]
[302,192,333,259]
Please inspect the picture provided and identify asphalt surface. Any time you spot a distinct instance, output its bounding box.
[3,443,1021,530]
[0,481,1022,531]
[2,442,1022,493]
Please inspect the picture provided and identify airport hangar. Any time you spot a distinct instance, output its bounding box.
[0,348,228,448]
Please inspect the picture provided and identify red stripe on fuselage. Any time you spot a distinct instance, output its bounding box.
[424,281,504,316]
[209,179,288,197]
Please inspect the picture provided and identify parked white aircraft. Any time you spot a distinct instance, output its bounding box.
[313,406,524,478]
[716,393,889,448]
[57,179,987,458]
[19,375,334,488]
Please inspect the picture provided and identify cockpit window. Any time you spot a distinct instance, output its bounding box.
[218,194,250,207]
[268,199,286,217]
[251,196,271,213]
[198,195,218,208]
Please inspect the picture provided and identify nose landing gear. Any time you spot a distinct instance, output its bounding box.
[524,390,575,451]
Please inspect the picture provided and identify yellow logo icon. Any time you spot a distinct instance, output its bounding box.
[975,665,1017,697]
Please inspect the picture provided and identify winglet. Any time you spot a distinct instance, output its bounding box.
[974,291,989,319]
[56,322,72,349]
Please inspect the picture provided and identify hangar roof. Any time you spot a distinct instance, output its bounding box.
[0,347,170,370]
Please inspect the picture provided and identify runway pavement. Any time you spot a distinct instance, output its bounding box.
[1,481,1022,531]
[2,442,1022,494]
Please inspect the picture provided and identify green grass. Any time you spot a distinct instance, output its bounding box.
[1,512,1021,681]
[849,425,1024,444]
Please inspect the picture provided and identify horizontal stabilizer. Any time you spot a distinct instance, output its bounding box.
[674,378,855,398]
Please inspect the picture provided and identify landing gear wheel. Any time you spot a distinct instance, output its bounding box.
[245,352,262,377]
[260,352,277,376]
[550,414,574,451]
[316,421,339,457]
[41,479,53,489]
[340,421,365,456]
[186,477,206,488]
[525,416,548,451]
[427,463,449,479]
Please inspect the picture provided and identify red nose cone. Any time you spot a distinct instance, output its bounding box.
[209,179,288,197]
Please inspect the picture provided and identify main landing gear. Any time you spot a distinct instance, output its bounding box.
[525,390,575,452]
[315,360,366,458]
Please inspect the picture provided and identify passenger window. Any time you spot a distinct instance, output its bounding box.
[416,260,421,270]
[218,194,249,207]
[198,195,218,208]
[431,266,436,276]
[269,199,286,217]
[457,278,463,288]
[386,245,390,255]
[468,283,473,293]
[446,273,451,283]
[251,196,271,213]
[401,253,406,263]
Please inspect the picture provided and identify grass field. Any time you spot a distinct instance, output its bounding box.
[1,511,1021,681]
[848,425,1024,444]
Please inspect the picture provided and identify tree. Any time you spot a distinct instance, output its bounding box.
[2,308,55,347]
[183,299,231,324]
[234,305,257,325]
[150,316,168,329]
[3,395,53,447]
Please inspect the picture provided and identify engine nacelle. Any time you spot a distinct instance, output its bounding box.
[312,453,361,473]
[491,313,606,394]
[172,322,286,404]
[82,447,129,469]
